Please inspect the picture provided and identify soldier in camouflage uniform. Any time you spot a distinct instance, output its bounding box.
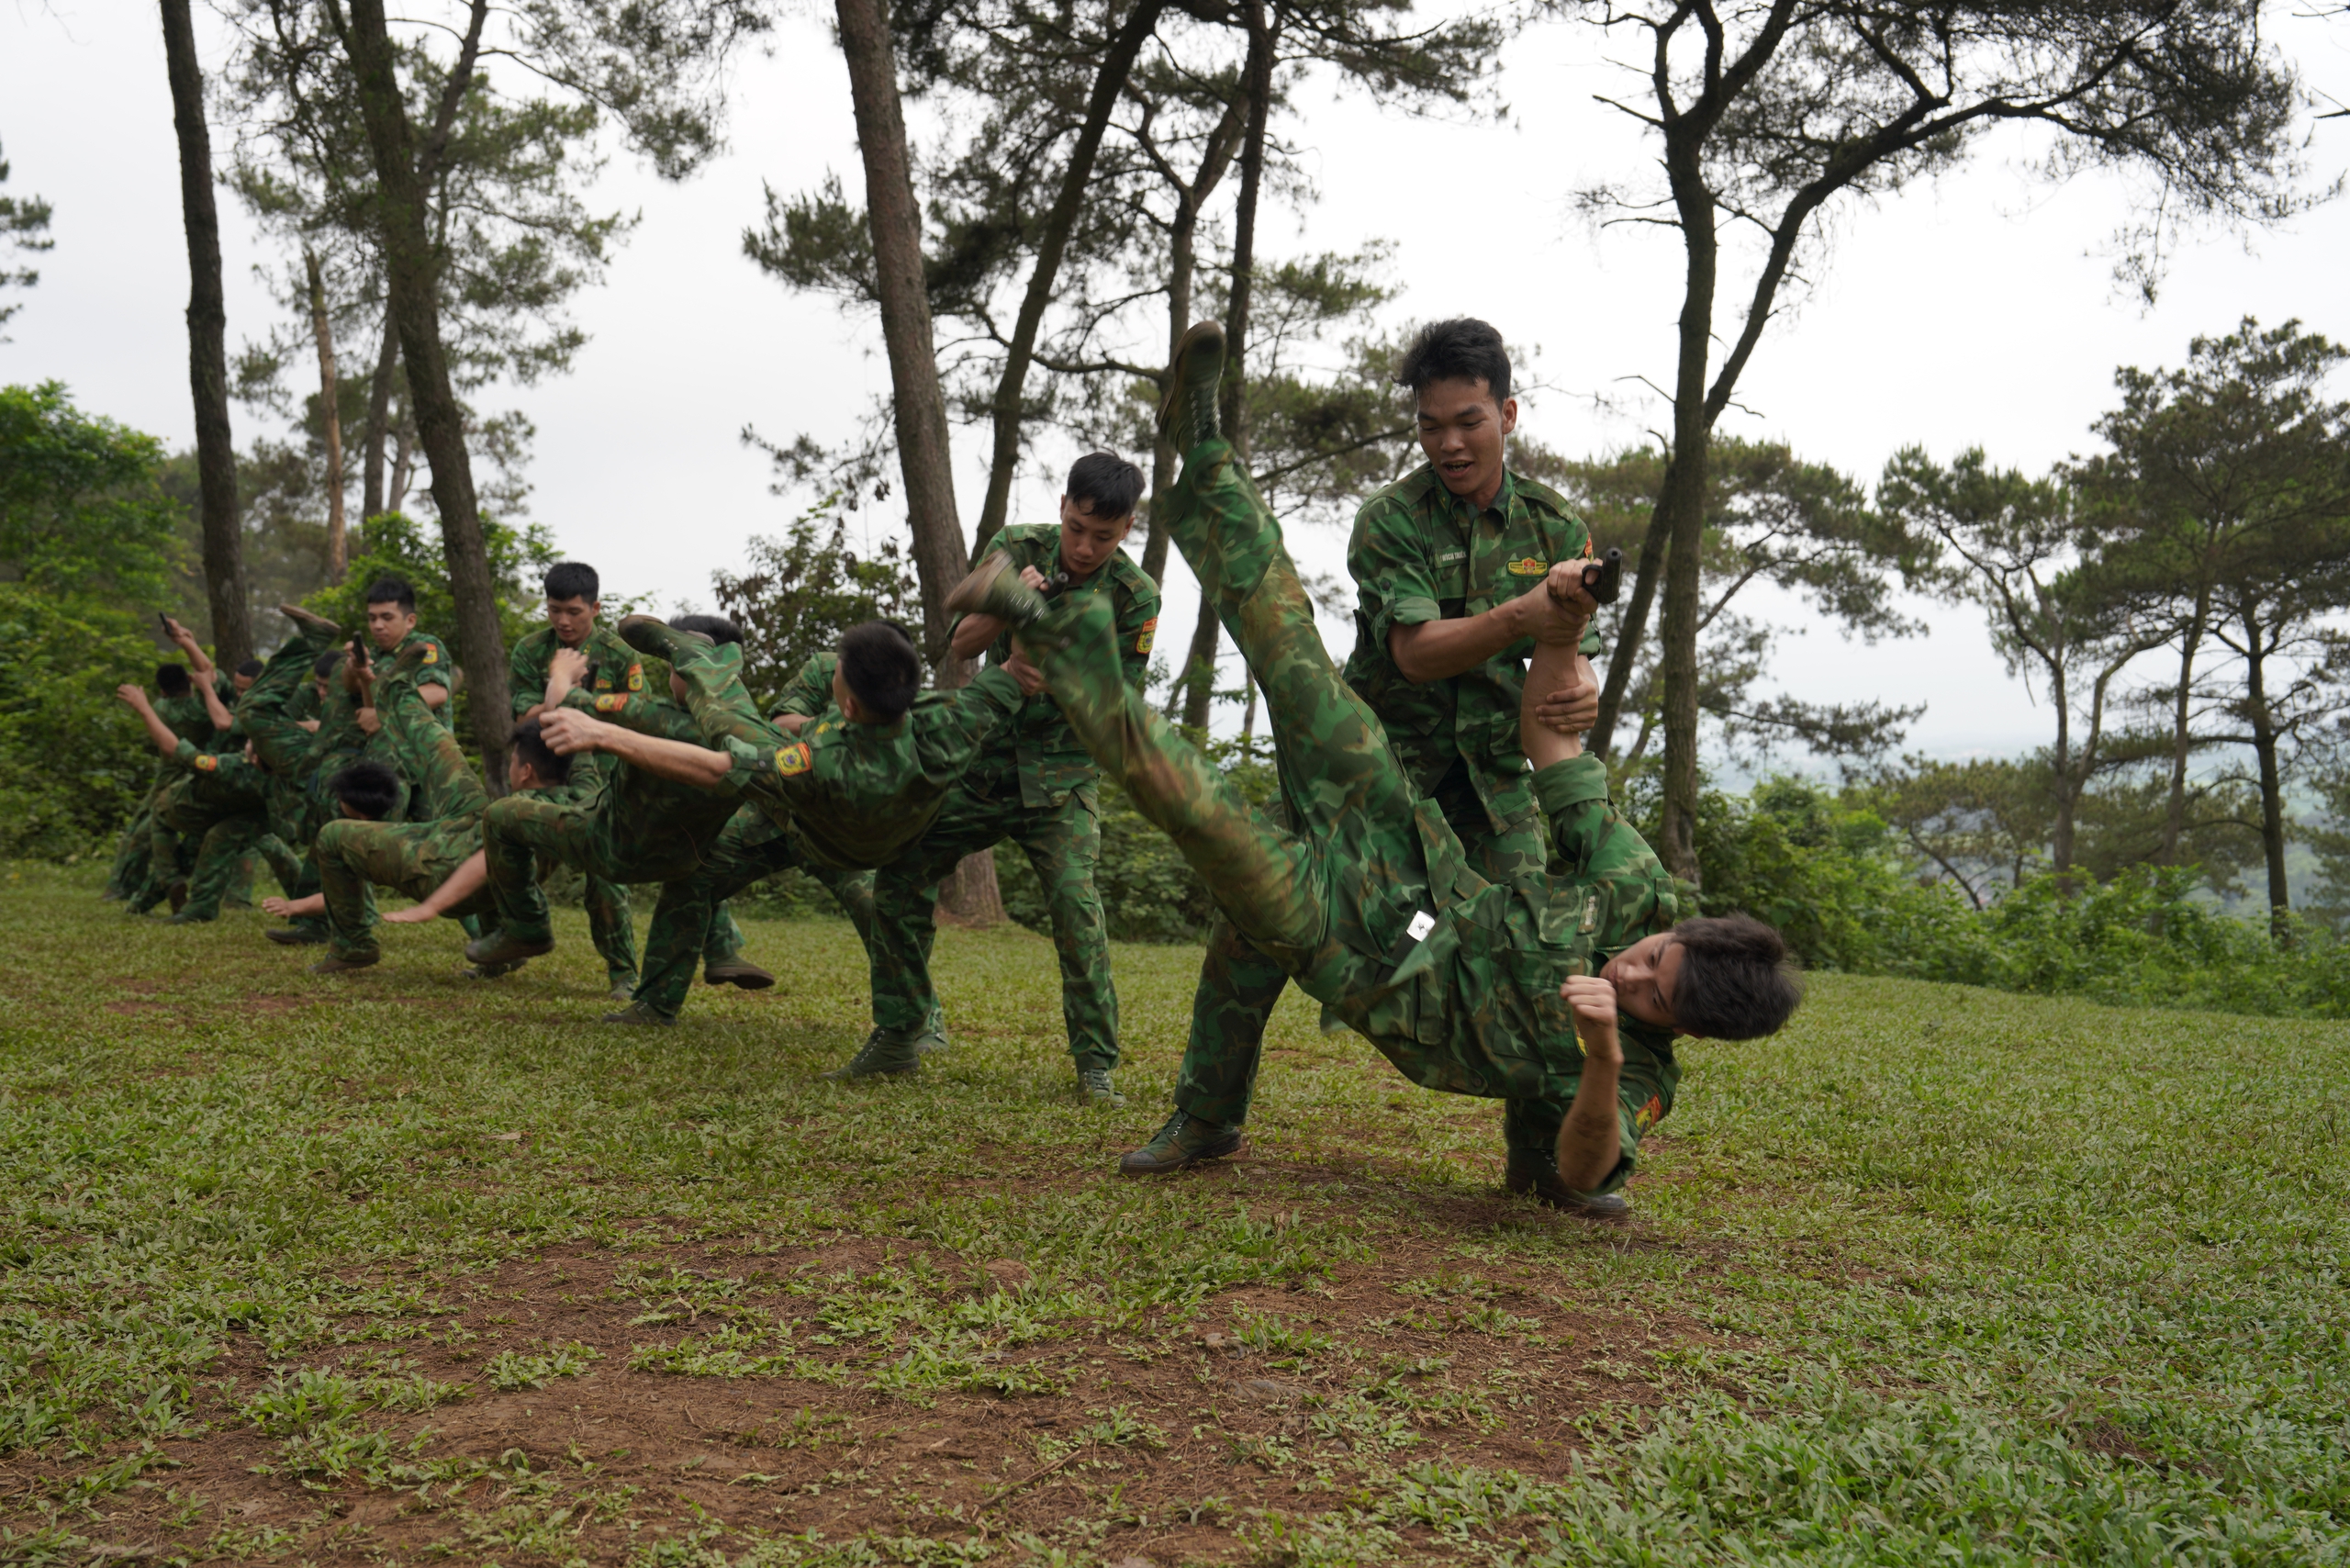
[541,621,1023,1032]
[1165,316,1611,1181]
[463,615,767,990]
[965,323,1798,1212]
[113,621,243,907]
[234,610,354,945]
[116,681,278,924]
[360,577,453,721]
[860,453,1160,1104]
[508,561,666,999]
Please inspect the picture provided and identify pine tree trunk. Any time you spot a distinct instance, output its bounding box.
[1180,1,1271,735]
[834,0,1002,924]
[161,0,252,666]
[306,248,348,580]
[362,302,397,521]
[1655,115,1719,883]
[1587,485,1674,758]
[339,0,513,782]
[2161,585,2210,863]
[2242,616,2291,935]
[969,0,1169,558]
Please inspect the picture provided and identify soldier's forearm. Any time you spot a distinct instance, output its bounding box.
[1389,601,1529,684]
[952,613,1007,660]
[420,684,448,708]
[599,727,733,789]
[1554,1054,1624,1193]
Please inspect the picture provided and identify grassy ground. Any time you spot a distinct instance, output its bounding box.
[2,862,2347,1567]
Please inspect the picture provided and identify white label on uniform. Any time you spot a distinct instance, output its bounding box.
[1406,910,1437,942]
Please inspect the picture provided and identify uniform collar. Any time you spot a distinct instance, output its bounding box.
[1436,466,1516,528]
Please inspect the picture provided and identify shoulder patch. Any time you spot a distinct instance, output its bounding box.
[1135,617,1158,655]
[774,741,813,778]
[1505,557,1550,577]
[194,754,219,772]
[594,694,629,713]
[626,662,644,692]
[1633,1094,1665,1136]
[420,644,439,665]
[1513,472,1572,513]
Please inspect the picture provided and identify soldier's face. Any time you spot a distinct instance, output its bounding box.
[1416,378,1516,509]
[1057,497,1135,579]
[366,601,416,651]
[1600,932,1688,1034]
[547,595,599,647]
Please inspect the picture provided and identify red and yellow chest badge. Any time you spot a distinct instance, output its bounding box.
[1505,557,1550,578]
[193,754,219,772]
[1136,616,1158,655]
[775,741,813,778]
[594,694,629,713]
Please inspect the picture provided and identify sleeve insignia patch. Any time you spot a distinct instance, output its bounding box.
[775,742,813,777]
[421,644,439,664]
[1505,557,1550,577]
[194,754,219,772]
[1136,617,1158,655]
[594,694,628,713]
[1633,1094,1664,1136]
[627,663,644,691]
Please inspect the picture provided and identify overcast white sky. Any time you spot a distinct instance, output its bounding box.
[5,2,2348,764]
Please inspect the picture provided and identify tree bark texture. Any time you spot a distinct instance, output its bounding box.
[306,248,349,579]
[161,0,253,666]
[1179,0,1271,734]
[836,0,1003,923]
[968,0,1168,559]
[2162,580,2212,863]
[362,302,397,521]
[1654,116,1718,883]
[1586,480,1675,758]
[2240,610,2291,931]
[339,0,515,781]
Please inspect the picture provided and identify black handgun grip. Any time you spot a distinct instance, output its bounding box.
[1581,547,1624,606]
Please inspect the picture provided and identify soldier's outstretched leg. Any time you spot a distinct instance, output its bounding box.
[468,793,599,963]
[621,809,800,1025]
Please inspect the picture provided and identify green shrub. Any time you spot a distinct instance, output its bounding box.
[0,586,164,857]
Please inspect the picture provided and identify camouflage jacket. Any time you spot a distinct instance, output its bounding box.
[1341,465,1600,821]
[959,524,1160,808]
[509,624,645,717]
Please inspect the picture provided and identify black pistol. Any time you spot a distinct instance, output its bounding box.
[1580,548,1624,606]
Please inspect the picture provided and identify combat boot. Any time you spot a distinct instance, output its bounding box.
[1156,319,1226,453]
[615,614,713,664]
[164,909,214,925]
[1504,1151,1630,1221]
[942,552,1047,629]
[1118,1110,1244,1175]
[823,1027,923,1081]
[266,924,329,946]
[1078,1068,1125,1107]
[308,950,378,975]
[466,929,554,967]
[602,1002,677,1027]
[703,957,776,990]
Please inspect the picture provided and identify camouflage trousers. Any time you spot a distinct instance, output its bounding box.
[868,760,1116,1070]
[316,816,495,960]
[1030,438,1624,1181]
[632,807,873,1019]
[1181,758,1550,1138]
[106,797,156,900]
[480,787,738,985]
[137,782,304,922]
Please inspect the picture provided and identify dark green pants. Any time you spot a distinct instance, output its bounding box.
[867,762,1116,1070]
[632,809,876,1019]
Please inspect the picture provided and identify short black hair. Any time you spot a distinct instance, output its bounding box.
[544,562,599,603]
[156,663,192,697]
[329,760,402,822]
[1669,914,1803,1040]
[838,621,921,720]
[364,576,417,612]
[310,648,346,680]
[670,613,743,647]
[236,658,264,679]
[509,717,572,786]
[1066,450,1145,521]
[1395,318,1511,406]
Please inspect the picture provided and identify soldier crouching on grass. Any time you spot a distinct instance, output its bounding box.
[949,319,1803,1219]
